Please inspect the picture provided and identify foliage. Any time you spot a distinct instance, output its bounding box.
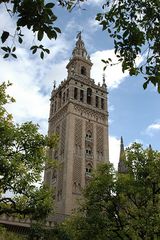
[28,223,70,240]
[0,225,26,240]
[64,143,160,240]
[0,82,58,219]
[0,0,85,59]
[96,0,160,92]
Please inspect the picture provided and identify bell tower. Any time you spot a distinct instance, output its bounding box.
[44,33,109,217]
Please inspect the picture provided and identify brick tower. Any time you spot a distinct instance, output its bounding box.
[44,33,109,217]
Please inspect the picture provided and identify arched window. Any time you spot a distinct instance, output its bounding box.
[74,87,78,99]
[87,88,92,105]
[86,163,92,174]
[96,96,99,108]
[86,130,92,139]
[81,66,86,75]
[86,146,92,155]
[63,92,65,103]
[101,98,104,109]
[59,91,62,107]
[80,89,84,102]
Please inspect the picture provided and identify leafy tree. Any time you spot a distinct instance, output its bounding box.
[0,225,26,240]
[63,143,160,240]
[0,82,58,219]
[0,0,84,59]
[28,223,70,240]
[96,0,160,92]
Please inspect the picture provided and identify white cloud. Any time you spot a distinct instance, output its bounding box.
[0,33,70,135]
[145,121,160,136]
[109,136,120,170]
[91,50,129,89]
[85,0,105,6]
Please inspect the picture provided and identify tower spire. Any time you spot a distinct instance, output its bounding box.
[66,33,92,78]
[118,136,128,173]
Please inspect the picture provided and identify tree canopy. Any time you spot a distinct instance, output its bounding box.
[63,143,160,240]
[0,82,58,219]
[0,0,84,59]
[96,0,160,92]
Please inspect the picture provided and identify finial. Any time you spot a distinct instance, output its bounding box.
[120,136,124,146]
[53,80,56,89]
[149,144,152,150]
[103,72,106,84]
[76,31,82,40]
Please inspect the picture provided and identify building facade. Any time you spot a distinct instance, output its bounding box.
[44,33,109,216]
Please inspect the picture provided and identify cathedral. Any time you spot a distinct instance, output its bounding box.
[44,33,109,217]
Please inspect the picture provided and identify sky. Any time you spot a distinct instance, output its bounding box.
[0,1,160,170]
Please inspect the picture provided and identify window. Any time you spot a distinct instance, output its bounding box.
[66,89,69,100]
[50,103,54,114]
[86,146,92,155]
[86,163,92,174]
[54,101,57,112]
[101,98,104,109]
[80,89,84,102]
[74,87,78,99]
[63,92,65,103]
[87,88,92,105]
[96,96,99,108]
[59,91,62,107]
[86,130,92,139]
[81,66,86,75]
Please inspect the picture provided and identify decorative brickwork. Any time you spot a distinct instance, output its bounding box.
[60,119,66,159]
[73,118,83,193]
[74,104,106,121]
[96,125,104,161]
[57,163,64,201]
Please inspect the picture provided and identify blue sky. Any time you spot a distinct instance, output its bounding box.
[0,1,160,169]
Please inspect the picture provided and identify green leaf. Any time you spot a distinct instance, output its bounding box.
[45,2,55,8]
[44,49,50,54]
[54,27,61,33]
[3,53,9,58]
[30,45,37,50]
[32,48,37,54]
[11,53,17,59]
[38,30,44,41]
[40,51,44,59]
[12,47,16,52]
[143,81,148,90]
[1,47,8,52]
[18,37,23,44]
[1,31,9,43]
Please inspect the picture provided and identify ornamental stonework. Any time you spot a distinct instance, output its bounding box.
[60,119,66,158]
[74,104,106,122]
[57,163,64,201]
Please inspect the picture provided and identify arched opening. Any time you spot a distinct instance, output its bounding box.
[74,87,78,99]
[81,66,86,75]
[96,96,99,108]
[87,88,92,105]
[86,163,92,174]
[86,130,92,139]
[80,89,84,102]
[86,146,92,155]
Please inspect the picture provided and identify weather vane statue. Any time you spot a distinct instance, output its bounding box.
[76,30,83,40]
[53,80,56,89]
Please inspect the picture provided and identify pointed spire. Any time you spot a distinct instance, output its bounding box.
[72,32,90,61]
[118,136,128,173]
[102,72,107,89]
[149,144,152,150]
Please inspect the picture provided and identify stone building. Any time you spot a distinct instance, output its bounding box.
[44,33,109,216]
